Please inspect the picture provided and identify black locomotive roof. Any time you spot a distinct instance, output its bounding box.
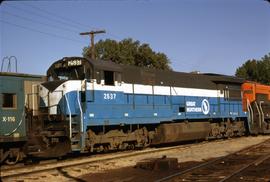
[88,57,122,72]
[48,57,244,89]
[47,56,122,74]
[122,65,243,89]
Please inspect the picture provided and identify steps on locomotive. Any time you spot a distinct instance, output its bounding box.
[68,115,84,152]
[71,136,82,152]
[71,141,82,151]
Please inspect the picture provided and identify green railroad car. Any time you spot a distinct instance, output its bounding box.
[0,72,44,164]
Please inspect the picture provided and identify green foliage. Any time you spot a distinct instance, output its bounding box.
[82,38,171,70]
[235,53,270,85]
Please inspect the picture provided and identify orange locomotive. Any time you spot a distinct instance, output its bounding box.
[242,82,270,134]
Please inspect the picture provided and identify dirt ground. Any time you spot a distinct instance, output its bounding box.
[79,136,270,182]
[4,136,270,182]
[79,161,200,182]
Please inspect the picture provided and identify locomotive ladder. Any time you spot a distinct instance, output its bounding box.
[64,92,85,152]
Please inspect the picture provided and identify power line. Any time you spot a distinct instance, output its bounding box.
[7,4,82,32]
[5,3,123,44]
[0,19,85,44]
[7,4,119,40]
[3,10,80,34]
[22,3,123,40]
[23,2,97,30]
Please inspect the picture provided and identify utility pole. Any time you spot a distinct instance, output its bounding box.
[80,30,106,60]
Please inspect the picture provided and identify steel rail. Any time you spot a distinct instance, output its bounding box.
[155,138,270,182]
[219,153,270,182]
[155,156,227,182]
[1,138,227,179]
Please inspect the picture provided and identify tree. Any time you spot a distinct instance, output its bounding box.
[82,38,171,70]
[235,53,270,85]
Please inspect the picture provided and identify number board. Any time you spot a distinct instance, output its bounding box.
[67,59,82,67]
[104,93,116,100]
[2,116,16,122]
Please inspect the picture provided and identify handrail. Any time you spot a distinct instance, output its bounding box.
[254,101,262,129]
[247,99,253,125]
[9,56,17,73]
[1,56,17,72]
[91,79,95,102]
[172,86,178,95]
[259,101,265,128]
[64,94,72,138]
[77,89,83,133]
[31,84,38,113]
[1,56,9,72]
[45,90,65,116]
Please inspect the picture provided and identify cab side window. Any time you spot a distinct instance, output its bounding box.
[2,93,17,109]
[104,71,114,85]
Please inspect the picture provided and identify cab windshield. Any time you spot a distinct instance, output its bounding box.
[49,66,88,81]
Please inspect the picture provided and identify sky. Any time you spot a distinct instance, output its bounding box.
[0,0,270,76]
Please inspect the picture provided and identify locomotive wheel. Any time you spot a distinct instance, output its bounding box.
[225,128,234,138]
[211,127,220,138]
[103,145,109,153]
[5,151,20,165]
[129,143,135,150]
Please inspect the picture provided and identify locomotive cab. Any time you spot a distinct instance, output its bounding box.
[42,57,122,114]
[32,57,123,155]
[242,82,270,134]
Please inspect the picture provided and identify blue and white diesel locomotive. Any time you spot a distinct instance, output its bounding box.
[33,57,247,156]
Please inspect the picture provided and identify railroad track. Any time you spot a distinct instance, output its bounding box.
[156,139,270,182]
[1,139,225,180]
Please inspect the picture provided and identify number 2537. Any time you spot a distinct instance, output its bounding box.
[104,93,116,100]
